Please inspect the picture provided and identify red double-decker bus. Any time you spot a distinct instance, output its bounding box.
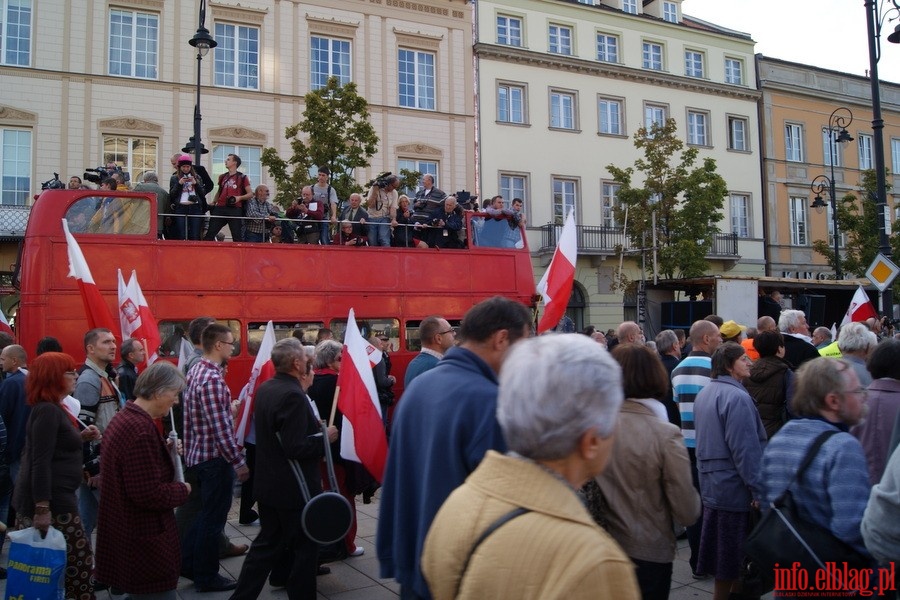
[15,189,536,394]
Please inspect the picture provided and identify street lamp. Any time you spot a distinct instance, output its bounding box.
[810,174,841,279]
[188,0,217,168]
[863,0,900,313]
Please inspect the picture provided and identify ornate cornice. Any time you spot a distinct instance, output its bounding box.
[209,126,267,143]
[383,0,466,20]
[474,43,762,102]
[395,29,442,50]
[395,143,442,157]
[209,1,268,25]
[98,117,163,134]
[306,14,359,38]
[110,0,165,11]
[0,105,37,125]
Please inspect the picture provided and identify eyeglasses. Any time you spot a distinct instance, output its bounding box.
[438,329,456,336]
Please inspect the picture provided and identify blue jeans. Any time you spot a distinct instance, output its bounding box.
[319,221,331,245]
[173,203,203,240]
[244,231,265,243]
[0,459,20,547]
[369,217,391,246]
[181,457,235,586]
[78,481,100,536]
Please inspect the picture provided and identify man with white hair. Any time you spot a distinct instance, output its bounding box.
[422,334,639,600]
[836,322,877,387]
[778,309,820,369]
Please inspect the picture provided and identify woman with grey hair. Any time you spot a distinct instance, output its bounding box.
[422,334,639,600]
[837,321,878,387]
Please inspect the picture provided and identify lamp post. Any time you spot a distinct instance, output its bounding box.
[188,0,217,168]
[810,174,841,279]
[863,0,900,313]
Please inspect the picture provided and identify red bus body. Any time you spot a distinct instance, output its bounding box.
[17,189,537,395]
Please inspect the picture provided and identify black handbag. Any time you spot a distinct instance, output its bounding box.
[744,430,870,591]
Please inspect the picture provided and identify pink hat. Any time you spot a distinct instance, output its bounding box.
[177,154,192,165]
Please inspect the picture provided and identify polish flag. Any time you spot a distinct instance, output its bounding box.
[840,285,878,328]
[0,309,12,336]
[536,210,578,334]
[235,321,276,448]
[337,309,388,482]
[63,219,118,334]
[117,269,162,367]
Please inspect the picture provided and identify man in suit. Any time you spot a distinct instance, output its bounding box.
[339,192,369,238]
[230,338,337,600]
[779,309,820,369]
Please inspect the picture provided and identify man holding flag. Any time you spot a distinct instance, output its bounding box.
[377,297,532,600]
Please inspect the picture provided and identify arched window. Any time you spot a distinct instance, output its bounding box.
[565,281,586,332]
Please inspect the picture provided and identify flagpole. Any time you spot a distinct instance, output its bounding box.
[329,385,340,427]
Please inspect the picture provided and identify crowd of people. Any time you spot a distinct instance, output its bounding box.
[64,159,527,249]
[0,292,898,599]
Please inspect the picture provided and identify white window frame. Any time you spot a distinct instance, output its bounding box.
[496,14,522,46]
[687,110,709,146]
[827,202,846,248]
[728,116,748,151]
[212,144,263,191]
[601,181,620,227]
[108,7,158,79]
[102,134,157,186]
[598,96,623,136]
[785,123,804,162]
[552,177,577,225]
[823,128,842,168]
[644,103,667,130]
[685,50,704,78]
[892,138,900,177]
[310,35,351,90]
[499,173,528,209]
[596,32,619,63]
[550,89,577,131]
[642,41,663,70]
[497,82,527,125]
[0,127,31,205]
[1,0,31,66]
[398,158,439,196]
[214,22,260,90]
[730,193,750,238]
[548,24,573,55]
[623,0,638,14]
[724,58,744,85]
[398,48,436,111]
[789,196,808,246]
[662,1,678,23]
[858,133,873,170]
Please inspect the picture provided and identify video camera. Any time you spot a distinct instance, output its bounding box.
[41,172,65,190]
[455,190,479,211]
[372,171,394,189]
[84,164,130,185]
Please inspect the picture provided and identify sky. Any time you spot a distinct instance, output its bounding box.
[683,0,900,82]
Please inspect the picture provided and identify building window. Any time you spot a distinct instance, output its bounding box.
[789,196,808,246]
[550,91,576,130]
[730,193,749,238]
[623,0,638,14]
[596,33,619,63]
[644,103,667,130]
[212,145,262,190]
[102,135,157,185]
[108,8,158,79]
[499,173,527,206]
[398,49,435,110]
[498,83,526,124]
[552,177,577,224]
[642,42,663,70]
[785,123,803,162]
[214,23,259,90]
[0,128,30,205]
[687,111,709,146]
[858,133,873,170]
[724,58,743,85]
[827,203,845,247]
[601,182,620,227]
[728,116,748,151]
[310,35,351,90]
[398,159,438,196]
[496,15,522,46]
[598,97,622,135]
[685,50,704,78]
[1,0,31,66]
[823,128,843,167]
[892,138,900,176]
[548,24,572,55]
[663,1,678,22]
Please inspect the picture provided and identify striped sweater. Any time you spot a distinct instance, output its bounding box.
[671,352,712,449]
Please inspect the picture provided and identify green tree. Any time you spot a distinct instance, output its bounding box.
[261,77,379,207]
[607,118,728,284]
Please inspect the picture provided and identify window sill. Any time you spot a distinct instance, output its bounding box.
[497,121,531,128]
[727,148,752,154]
[598,132,628,139]
[548,126,582,133]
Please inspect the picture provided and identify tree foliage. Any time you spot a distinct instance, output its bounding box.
[606,118,728,285]
[260,77,379,207]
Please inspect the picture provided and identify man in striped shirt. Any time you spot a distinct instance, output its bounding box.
[671,319,721,578]
[182,323,249,593]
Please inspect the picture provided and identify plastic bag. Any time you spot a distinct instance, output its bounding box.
[6,526,66,600]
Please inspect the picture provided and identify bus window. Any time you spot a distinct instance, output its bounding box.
[247,321,324,355]
[330,318,400,349]
[157,319,240,358]
[405,319,462,351]
[65,196,151,235]
[470,215,523,249]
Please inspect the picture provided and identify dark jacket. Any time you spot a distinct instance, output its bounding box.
[427,204,463,248]
[0,370,29,464]
[658,353,682,427]
[744,355,793,439]
[116,359,138,401]
[339,205,370,237]
[96,402,190,594]
[782,334,820,369]
[253,373,325,510]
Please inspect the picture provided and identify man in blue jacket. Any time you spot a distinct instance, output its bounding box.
[377,296,532,600]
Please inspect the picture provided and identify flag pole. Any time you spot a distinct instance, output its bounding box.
[328,385,340,427]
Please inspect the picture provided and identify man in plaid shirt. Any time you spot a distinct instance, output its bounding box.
[181,323,249,593]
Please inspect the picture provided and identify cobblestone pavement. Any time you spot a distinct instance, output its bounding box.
[0,493,776,600]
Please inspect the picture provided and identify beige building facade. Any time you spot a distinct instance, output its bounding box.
[476,0,766,329]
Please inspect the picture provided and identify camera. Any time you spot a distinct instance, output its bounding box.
[226,196,238,207]
[83,164,129,185]
[373,171,394,188]
[41,172,65,190]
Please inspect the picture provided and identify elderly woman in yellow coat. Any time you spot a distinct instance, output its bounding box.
[421,334,640,600]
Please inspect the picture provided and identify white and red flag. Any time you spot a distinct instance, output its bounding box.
[840,285,878,328]
[536,210,578,334]
[0,309,12,336]
[337,309,388,482]
[234,321,276,448]
[117,269,162,367]
[63,219,118,334]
